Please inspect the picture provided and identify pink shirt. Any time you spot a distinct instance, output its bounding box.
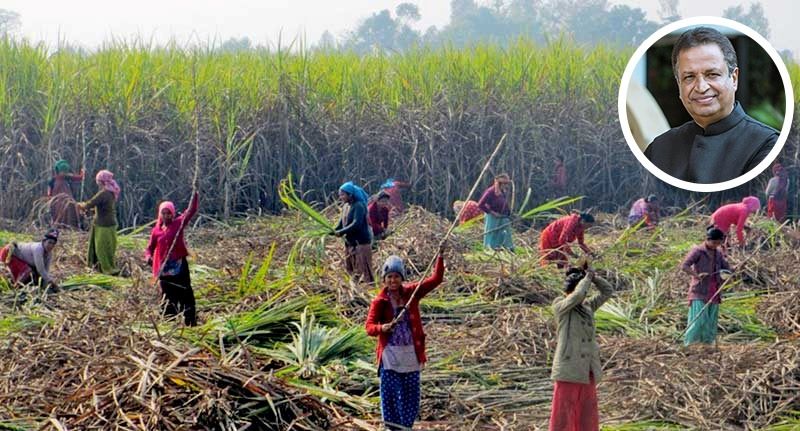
[382,181,410,214]
[628,198,648,220]
[711,203,750,244]
[146,192,199,279]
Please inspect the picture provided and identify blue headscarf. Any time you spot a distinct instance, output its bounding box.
[380,178,395,189]
[339,181,369,203]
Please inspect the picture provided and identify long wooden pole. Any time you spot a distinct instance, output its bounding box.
[392,134,507,324]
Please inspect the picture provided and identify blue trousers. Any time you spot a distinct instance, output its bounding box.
[380,367,421,430]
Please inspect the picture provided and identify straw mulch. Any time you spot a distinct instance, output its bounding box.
[377,206,471,274]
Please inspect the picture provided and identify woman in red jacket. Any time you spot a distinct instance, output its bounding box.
[145,191,199,326]
[365,250,445,430]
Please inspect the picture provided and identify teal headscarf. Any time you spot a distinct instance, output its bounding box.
[339,181,369,203]
[54,160,71,174]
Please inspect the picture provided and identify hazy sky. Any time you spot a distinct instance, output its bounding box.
[2,0,798,54]
[616,0,798,55]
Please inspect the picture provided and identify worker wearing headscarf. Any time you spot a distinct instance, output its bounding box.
[77,170,121,275]
[336,181,374,284]
[710,196,761,246]
[477,174,514,250]
[145,191,200,326]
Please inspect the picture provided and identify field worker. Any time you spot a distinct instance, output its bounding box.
[710,196,760,246]
[628,194,660,227]
[47,160,84,229]
[551,155,567,196]
[77,170,120,275]
[0,229,60,290]
[765,163,788,222]
[645,27,778,183]
[453,199,482,225]
[335,181,374,284]
[540,213,595,268]
[477,173,514,250]
[548,266,614,431]
[365,250,445,431]
[681,227,731,346]
[368,192,392,242]
[380,178,411,215]
[145,191,200,326]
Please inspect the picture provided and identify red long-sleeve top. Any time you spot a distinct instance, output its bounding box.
[458,200,482,224]
[539,214,586,251]
[145,191,199,279]
[383,181,410,213]
[365,255,445,366]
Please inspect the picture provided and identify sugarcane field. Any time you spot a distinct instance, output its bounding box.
[2,3,800,430]
[2,196,800,430]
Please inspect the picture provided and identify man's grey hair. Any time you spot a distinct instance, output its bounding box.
[671,26,738,80]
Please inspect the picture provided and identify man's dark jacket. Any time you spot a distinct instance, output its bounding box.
[645,102,779,183]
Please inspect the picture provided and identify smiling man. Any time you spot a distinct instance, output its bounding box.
[645,27,779,184]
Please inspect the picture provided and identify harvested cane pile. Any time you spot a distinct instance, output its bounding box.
[420,304,557,426]
[377,206,472,275]
[602,338,800,430]
[0,280,357,431]
[757,290,800,335]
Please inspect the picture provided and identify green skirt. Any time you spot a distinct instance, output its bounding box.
[684,299,719,345]
[88,224,118,275]
[483,213,513,250]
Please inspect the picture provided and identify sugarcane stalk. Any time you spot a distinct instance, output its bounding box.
[152,58,202,290]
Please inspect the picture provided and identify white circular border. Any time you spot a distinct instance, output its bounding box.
[618,16,795,192]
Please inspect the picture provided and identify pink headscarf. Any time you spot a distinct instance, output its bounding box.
[157,201,176,228]
[742,196,761,213]
[95,170,121,200]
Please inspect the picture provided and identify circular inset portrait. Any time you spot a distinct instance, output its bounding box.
[618,17,794,192]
